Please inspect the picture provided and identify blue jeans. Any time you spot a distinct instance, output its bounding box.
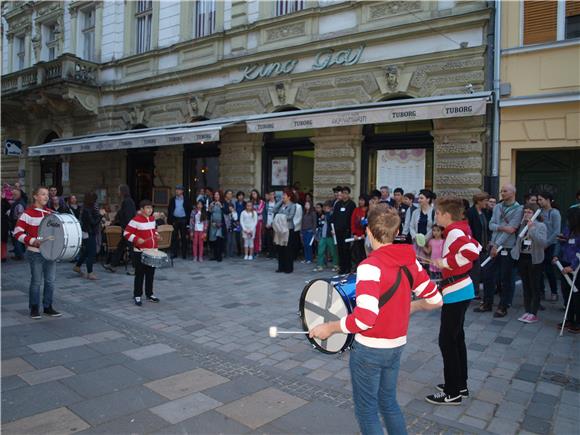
[350,342,407,435]
[26,250,56,309]
[302,229,314,262]
[12,237,25,258]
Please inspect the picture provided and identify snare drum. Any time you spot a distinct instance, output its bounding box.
[38,213,82,261]
[141,249,170,268]
[299,274,356,354]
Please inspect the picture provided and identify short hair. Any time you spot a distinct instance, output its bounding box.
[404,192,415,201]
[341,186,351,194]
[524,202,543,221]
[473,192,490,204]
[367,204,400,244]
[83,192,97,209]
[236,191,245,198]
[436,196,465,221]
[33,186,48,196]
[394,187,404,195]
[332,186,343,193]
[538,191,553,202]
[370,189,381,199]
[119,184,131,198]
[139,199,152,208]
[323,200,333,208]
[358,194,369,207]
[380,186,389,191]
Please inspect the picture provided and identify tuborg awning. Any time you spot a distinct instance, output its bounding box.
[28,122,233,157]
[246,92,491,133]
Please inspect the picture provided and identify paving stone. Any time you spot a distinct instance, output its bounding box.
[122,343,176,361]
[504,387,533,405]
[535,381,563,397]
[531,391,559,407]
[203,375,271,404]
[495,400,525,422]
[458,415,488,430]
[82,330,125,343]
[61,364,147,398]
[520,415,552,434]
[553,416,577,435]
[216,387,308,430]
[18,365,75,385]
[87,338,139,355]
[274,359,301,371]
[511,379,536,393]
[526,402,555,420]
[2,357,35,377]
[122,352,199,380]
[1,375,28,392]
[487,416,519,435]
[28,337,91,353]
[306,368,333,382]
[78,410,168,434]
[476,388,504,404]
[433,404,464,420]
[150,392,222,424]
[166,409,252,434]
[1,406,90,434]
[465,399,496,420]
[22,346,102,370]
[145,368,229,400]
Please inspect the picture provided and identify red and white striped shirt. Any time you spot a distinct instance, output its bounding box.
[13,207,52,253]
[123,213,158,251]
[340,244,441,349]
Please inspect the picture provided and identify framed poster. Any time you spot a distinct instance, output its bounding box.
[152,187,171,207]
[271,158,288,186]
[376,149,425,195]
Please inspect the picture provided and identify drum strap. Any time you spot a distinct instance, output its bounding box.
[378,266,413,309]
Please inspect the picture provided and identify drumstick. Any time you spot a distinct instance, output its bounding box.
[331,224,337,245]
[36,236,55,243]
[555,261,578,293]
[269,326,308,338]
[518,208,542,239]
[416,256,434,265]
[481,245,503,267]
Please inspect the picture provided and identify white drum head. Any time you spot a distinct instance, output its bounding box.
[39,214,82,261]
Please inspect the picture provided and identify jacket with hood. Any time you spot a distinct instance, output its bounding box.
[439,220,482,304]
[340,244,441,349]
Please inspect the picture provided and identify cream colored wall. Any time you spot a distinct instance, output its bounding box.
[499,102,580,185]
[501,0,521,49]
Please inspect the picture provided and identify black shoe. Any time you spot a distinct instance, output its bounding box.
[436,384,469,398]
[425,391,462,405]
[147,295,160,303]
[275,269,283,273]
[126,269,135,276]
[134,297,142,306]
[473,303,492,313]
[43,306,62,317]
[103,264,116,273]
[494,307,508,318]
[30,306,41,319]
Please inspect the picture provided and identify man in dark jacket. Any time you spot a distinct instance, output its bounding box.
[105,184,136,272]
[466,192,491,298]
[9,187,27,260]
[331,186,356,274]
[168,185,192,259]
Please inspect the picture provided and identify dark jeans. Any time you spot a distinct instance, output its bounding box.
[110,236,134,268]
[76,234,97,274]
[351,239,366,268]
[211,237,224,261]
[540,244,558,295]
[171,217,188,259]
[336,229,352,274]
[439,300,470,397]
[26,250,56,309]
[264,227,275,258]
[12,236,25,258]
[133,251,155,298]
[469,253,485,296]
[483,251,515,308]
[290,230,301,261]
[518,253,542,315]
[561,269,580,325]
[277,244,293,273]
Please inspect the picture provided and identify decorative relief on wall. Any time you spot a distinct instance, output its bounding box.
[265,22,306,43]
[368,1,421,20]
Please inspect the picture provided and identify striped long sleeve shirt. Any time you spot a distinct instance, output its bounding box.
[13,207,52,253]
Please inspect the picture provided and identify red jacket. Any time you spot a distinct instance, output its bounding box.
[13,207,52,253]
[351,207,367,237]
[124,213,158,251]
[340,244,441,348]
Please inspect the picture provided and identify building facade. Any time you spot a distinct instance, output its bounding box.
[499,0,580,206]
[1,0,494,209]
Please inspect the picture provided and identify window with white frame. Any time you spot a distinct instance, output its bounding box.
[565,0,580,39]
[195,0,216,38]
[46,23,58,60]
[82,7,96,61]
[135,0,152,54]
[16,35,25,70]
[275,0,304,17]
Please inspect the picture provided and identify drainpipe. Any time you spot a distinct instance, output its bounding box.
[490,0,501,196]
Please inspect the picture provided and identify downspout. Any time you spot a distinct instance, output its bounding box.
[491,0,501,195]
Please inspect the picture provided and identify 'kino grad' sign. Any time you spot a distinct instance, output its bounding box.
[241,45,365,81]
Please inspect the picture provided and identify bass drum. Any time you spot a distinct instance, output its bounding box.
[299,274,356,354]
[38,213,83,261]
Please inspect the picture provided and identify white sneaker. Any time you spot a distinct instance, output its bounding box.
[245,255,249,260]
[517,313,530,323]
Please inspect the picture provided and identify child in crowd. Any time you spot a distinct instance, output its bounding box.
[124,199,161,306]
[190,200,208,262]
[351,194,369,267]
[240,201,258,260]
[301,200,317,264]
[313,200,338,272]
[424,225,445,280]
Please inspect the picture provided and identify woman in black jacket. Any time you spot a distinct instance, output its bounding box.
[74,192,104,279]
[1,196,10,262]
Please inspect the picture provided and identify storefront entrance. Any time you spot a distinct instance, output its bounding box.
[183,144,220,201]
[127,149,155,204]
[40,131,62,191]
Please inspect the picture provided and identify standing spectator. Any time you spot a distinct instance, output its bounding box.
[402,193,416,241]
[13,186,62,318]
[538,192,561,302]
[168,185,192,260]
[241,201,258,260]
[409,189,435,256]
[351,194,369,267]
[475,184,523,317]
[104,184,137,273]
[523,192,538,205]
[14,182,28,204]
[553,207,580,333]
[424,225,445,280]
[66,195,81,220]
[74,192,104,280]
[9,187,26,260]
[264,191,277,259]
[466,192,490,298]
[331,186,356,274]
[250,190,265,256]
[223,190,235,257]
[292,197,303,261]
[487,196,497,213]
[49,195,67,213]
[314,201,338,272]
[226,203,240,258]
[190,200,208,262]
[301,200,317,264]
[208,191,227,262]
[393,188,408,237]
[511,203,547,324]
[48,185,65,209]
[235,191,246,255]
[379,185,394,206]
[196,188,207,203]
[273,190,296,273]
[332,186,343,207]
[1,194,10,262]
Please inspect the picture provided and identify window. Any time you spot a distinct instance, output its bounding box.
[195,0,216,38]
[135,0,152,54]
[275,0,304,16]
[16,36,25,70]
[566,0,580,39]
[82,7,96,61]
[523,0,557,45]
[46,23,58,60]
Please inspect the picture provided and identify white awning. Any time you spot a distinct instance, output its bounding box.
[28,123,230,157]
[246,93,491,133]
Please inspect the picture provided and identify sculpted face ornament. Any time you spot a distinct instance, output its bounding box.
[385,66,399,90]
[275,83,286,104]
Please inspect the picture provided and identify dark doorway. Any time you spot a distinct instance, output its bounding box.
[183,144,220,202]
[40,131,62,192]
[127,149,155,204]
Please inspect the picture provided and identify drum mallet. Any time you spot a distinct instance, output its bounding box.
[36,236,55,243]
[269,326,308,338]
[345,236,362,243]
[331,223,338,245]
[481,245,503,268]
[517,208,542,239]
[557,256,580,337]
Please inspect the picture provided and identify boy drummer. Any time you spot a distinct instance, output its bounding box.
[124,200,161,306]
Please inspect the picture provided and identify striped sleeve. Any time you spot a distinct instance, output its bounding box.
[13,213,36,246]
[340,263,382,334]
[412,260,442,304]
[123,218,138,243]
[442,230,481,270]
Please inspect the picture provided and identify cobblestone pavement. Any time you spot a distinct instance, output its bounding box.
[2,256,579,434]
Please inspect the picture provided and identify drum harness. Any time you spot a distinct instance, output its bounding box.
[378,266,414,308]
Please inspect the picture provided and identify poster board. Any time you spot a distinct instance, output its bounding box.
[271,158,288,186]
[152,187,171,207]
[376,149,425,195]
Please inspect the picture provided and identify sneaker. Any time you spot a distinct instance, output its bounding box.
[134,297,142,306]
[436,384,469,398]
[473,303,492,313]
[30,306,41,319]
[566,324,580,334]
[313,266,324,272]
[43,306,62,317]
[103,264,116,273]
[332,266,340,272]
[73,265,82,274]
[493,307,508,318]
[147,295,160,303]
[518,313,531,323]
[526,314,539,323]
[425,391,462,405]
[87,273,98,280]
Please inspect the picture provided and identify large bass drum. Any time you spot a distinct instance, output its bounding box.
[38,213,83,261]
[299,274,356,354]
